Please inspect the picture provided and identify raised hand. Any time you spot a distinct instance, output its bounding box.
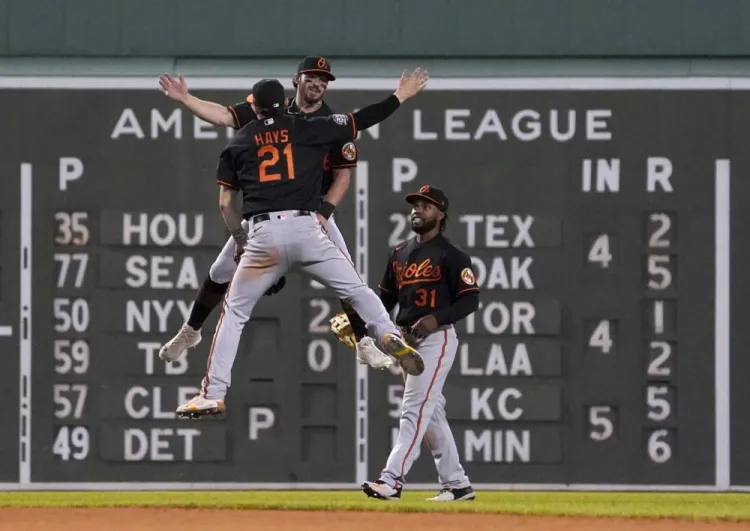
[394,68,429,103]
[159,73,190,103]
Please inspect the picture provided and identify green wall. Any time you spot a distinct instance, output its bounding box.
[2,0,749,58]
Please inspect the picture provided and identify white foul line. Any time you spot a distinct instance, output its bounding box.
[715,159,731,489]
[19,163,32,485]
[354,162,369,485]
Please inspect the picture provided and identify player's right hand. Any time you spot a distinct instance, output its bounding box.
[159,73,189,103]
[394,68,429,103]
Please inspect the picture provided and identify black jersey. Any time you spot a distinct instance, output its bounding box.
[378,234,480,327]
[216,112,357,217]
[227,97,358,196]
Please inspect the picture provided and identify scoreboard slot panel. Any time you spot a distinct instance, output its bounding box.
[0,85,727,488]
[363,88,718,486]
[0,167,21,482]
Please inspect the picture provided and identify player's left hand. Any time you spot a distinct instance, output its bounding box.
[394,68,429,103]
[410,314,439,340]
[159,73,189,103]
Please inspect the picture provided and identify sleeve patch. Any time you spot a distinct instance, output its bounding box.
[332,114,349,125]
[341,141,357,161]
[460,267,476,285]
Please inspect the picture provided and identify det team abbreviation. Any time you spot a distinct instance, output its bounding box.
[45,159,285,464]
[46,131,679,467]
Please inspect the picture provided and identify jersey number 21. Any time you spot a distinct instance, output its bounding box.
[259,144,295,182]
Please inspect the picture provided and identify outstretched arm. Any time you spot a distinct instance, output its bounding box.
[294,69,430,146]
[352,68,429,131]
[351,68,429,131]
[159,73,235,127]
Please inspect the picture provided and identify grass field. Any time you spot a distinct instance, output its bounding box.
[2,491,750,521]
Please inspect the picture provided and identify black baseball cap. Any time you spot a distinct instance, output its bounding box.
[251,79,286,110]
[296,55,336,81]
[405,185,449,212]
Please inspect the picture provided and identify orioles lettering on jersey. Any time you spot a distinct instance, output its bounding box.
[392,258,443,287]
[379,234,479,327]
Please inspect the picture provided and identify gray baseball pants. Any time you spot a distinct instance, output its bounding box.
[201,210,398,399]
[380,327,471,489]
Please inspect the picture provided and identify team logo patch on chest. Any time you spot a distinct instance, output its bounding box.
[393,258,442,286]
[461,267,476,285]
[341,142,357,161]
[332,114,348,125]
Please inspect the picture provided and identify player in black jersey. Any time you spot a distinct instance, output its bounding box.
[176,73,429,418]
[157,56,392,370]
[362,185,479,502]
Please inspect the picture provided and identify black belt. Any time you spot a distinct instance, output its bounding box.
[245,210,312,224]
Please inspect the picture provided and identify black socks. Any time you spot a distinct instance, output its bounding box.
[186,275,230,330]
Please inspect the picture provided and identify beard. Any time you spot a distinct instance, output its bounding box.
[411,216,438,234]
[302,85,324,104]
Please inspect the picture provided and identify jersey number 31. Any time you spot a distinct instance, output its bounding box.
[415,288,436,308]
[259,144,295,182]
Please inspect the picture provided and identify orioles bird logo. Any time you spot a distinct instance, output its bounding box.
[318,57,327,68]
[419,185,430,193]
[461,268,476,285]
[341,142,357,161]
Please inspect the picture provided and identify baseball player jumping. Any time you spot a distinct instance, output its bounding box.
[176,70,429,418]
[360,185,479,502]
[157,56,393,371]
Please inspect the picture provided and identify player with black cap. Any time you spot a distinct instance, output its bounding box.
[359,184,479,502]
[158,56,393,371]
[175,69,430,419]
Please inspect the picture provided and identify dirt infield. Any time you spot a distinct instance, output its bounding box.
[3,509,750,531]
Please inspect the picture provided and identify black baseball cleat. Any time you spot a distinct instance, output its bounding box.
[362,480,402,501]
[426,486,476,501]
[382,333,425,376]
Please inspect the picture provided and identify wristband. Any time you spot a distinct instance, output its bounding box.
[317,200,336,220]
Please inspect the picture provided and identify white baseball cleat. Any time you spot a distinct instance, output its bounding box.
[426,486,476,501]
[382,333,424,376]
[356,337,394,369]
[175,394,225,419]
[159,323,201,362]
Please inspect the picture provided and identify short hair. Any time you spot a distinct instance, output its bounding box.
[253,103,284,117]
[263,106,284,117]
